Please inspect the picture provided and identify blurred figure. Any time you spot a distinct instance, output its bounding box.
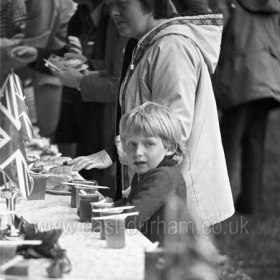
[213,0,280,214]
[163,196,218,280]
[0,0,26,84]
[11,0,126,198]
[69,0,235,227]
[22,0,76,137]
[172,0,211,14]
[0,0,26,39]
[51,1,127,196]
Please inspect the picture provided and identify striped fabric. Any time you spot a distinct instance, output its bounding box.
[0,73,34,199]
[0,0,26,38]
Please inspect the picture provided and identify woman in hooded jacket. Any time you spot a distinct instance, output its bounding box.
[69,0,235,226]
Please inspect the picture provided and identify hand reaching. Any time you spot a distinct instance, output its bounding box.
[67,36,82,54]
[10,45,38,64]
[51,67,83,89]
[68,150,113,172]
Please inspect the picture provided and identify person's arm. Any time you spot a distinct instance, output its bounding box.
[11,0,26,36]
[79,22,127,103]
[79,71,118,103]
[29,47,67,74]
[67,135,118,171]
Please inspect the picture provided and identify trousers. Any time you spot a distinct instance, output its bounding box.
[220,100,271,213]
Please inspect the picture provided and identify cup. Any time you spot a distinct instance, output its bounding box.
[78,193,99,222]
[99,209,123,241]
[91,202,113,237]
[104,216,126,249]
[28,174,48,200]
[0,245,17,266]
[75,186,97,209]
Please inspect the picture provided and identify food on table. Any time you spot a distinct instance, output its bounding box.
[45,54,88,72]
[48,165,73,176]
[46,174,72,191]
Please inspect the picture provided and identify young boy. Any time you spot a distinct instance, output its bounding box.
[114,102,187,244]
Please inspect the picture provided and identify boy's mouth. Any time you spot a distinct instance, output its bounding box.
[134,161,146,166]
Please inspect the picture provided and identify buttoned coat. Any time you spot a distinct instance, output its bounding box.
[119,15,235,225]
[213,0,280,109]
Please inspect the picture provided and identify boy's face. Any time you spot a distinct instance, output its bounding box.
[125,134,170,174]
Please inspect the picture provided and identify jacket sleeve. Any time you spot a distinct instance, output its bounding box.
[28,46,68,74]
[79,19,127,103]
[79,71,119,103]
[125,168,176,229]
[147,35,201,143]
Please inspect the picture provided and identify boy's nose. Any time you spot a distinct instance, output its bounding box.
[135,144,144,155]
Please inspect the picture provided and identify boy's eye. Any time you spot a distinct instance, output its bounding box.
[144,141,154,147]
[127,142,136,148]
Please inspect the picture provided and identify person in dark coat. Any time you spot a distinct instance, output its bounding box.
[213,0,280,214]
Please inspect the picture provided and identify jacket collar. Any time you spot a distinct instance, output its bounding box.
[137,156,178,180]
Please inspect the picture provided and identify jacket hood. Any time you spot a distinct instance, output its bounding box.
[133,14,223,74]
[237,0,280,13]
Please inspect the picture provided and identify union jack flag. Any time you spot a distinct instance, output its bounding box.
[2,73,34,141]
[0,73,34,199]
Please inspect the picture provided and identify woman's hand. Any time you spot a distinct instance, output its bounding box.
[67,36,82,54]
[67,150,113,171]
[10,45,38,64]
[51,67,83,89]
[64,52,87,62]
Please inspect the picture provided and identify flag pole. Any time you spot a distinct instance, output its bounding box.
[0,169,17,225]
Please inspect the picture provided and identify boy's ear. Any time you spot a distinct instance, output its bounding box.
[165,145,176,156]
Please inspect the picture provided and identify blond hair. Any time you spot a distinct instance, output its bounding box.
[119,102,185,162]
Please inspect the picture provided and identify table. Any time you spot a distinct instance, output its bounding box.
[1,194,152,279]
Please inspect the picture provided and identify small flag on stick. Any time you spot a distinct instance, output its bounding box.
[0,73,33,199]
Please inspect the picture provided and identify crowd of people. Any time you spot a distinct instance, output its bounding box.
[2,0,280,278]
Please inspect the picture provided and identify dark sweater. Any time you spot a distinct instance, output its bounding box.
[114,157,186,245]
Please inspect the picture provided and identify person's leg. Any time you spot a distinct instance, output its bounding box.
[220,105,249,188]
[34,83,62,137]
[53,87,83,157]
[237,101,270,214]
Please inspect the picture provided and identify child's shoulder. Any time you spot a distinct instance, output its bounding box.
[141,164,183,187]
[147,164,179,176]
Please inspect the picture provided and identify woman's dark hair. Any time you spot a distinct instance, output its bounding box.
[138,0,174,19]
[172,0,210,15]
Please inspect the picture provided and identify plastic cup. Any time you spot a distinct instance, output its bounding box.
[98,209,122,240]
[0,245,17,266]
[75,186,97,209]
[91,202,113,235]
[28,174,48,200]
[104,216,126,249]
[78,193,99,222]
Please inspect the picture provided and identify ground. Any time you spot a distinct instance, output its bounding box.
[215,110,280,280]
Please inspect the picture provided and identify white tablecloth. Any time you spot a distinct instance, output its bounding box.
[1,194,152,279]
